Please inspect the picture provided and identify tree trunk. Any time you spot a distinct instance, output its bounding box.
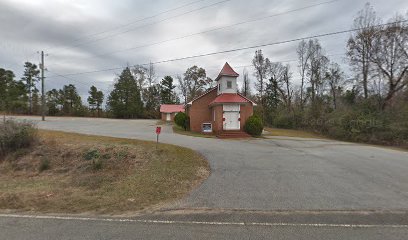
[362,46,369,99]
[332,86,337,110]
[300,72,305,108]
[28,79,32,115]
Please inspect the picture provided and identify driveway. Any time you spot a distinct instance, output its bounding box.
[10,116,408,211]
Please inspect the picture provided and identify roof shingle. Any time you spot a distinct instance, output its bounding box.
[160,104,185,113]
[215,62,239,81]
[209,93,253,105]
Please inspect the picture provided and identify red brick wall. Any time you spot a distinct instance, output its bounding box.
[187,88,254,133]
[188,88,217,133]
[212,105,223,134]
[239,103,254,130]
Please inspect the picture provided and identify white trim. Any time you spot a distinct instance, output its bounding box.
[0,214,407,229]
[237,93,257,106]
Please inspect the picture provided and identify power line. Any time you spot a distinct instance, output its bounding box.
[49,0,232,53]
[53,20,408,78]
[49,0,339,66]
[48,53,351,95]
[46,52,346,90]
[229,52,347,70]
[45,0,208,52]
[47,70,109,92]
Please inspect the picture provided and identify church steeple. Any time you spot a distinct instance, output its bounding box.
[216,62,239,81]
[216,62,239,95]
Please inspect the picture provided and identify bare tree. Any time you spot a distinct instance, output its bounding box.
[347,2,380,99]
[241,68,251,97]
[282,64,293,109]
[177,75,189,104]
[183,66,210,101]
[297,40,311,107]
[132,63,159,114]
[307,39,329,104]
[132,65,147,97]
[146,62,157,88]
[268,62,293,109]
[370,15,408,109]
[252,50,271,102]
[324,63,344,109]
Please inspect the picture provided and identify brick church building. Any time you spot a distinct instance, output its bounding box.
[185,62,256,137]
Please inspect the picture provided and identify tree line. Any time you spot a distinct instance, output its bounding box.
[106,63,215,118]
[1,62,214,118]
[1,3,406,146]
[245,3,408,146]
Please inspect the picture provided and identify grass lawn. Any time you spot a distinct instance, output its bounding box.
[0,130,209,214]
[264,127,326,139]
[172,125,215,138]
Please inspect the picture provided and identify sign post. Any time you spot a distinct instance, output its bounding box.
[156,126,161,150]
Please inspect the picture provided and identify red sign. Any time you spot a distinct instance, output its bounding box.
[156,126,161,134]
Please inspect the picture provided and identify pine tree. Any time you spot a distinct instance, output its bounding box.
[31,89,41,115]
[87,85,104,117]
[160,76,176,104]
[265,77,280,110]
[59,84,83,115]
[107,67,143,118]
[1,68,28,113]
[0,68,14,112]
[46,89,61,116]
[143,84,160,118]
[21,62,40,114]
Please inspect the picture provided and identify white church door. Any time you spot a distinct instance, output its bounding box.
[166,113,171,121]
[223,104,240,130]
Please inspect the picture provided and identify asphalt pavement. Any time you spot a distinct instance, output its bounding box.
[2,116,408,239]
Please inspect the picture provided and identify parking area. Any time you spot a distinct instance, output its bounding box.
[11,116,408,211]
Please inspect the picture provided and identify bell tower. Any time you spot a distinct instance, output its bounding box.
[215,62,239,95]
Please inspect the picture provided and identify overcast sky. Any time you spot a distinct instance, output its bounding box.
[1,0,407,101]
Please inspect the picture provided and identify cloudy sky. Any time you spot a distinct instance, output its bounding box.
[1,0,407,101]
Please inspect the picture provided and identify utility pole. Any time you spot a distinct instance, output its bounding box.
[40,51,45,121]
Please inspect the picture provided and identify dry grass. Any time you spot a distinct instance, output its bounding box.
[0,130,209,214]
[264,127,326,139]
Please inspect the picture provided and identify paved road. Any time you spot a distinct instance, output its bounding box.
[12,116,408,211]
[2,212,408,240]
[2,116,408,239]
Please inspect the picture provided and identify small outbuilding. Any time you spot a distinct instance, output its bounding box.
[160,104,185,122]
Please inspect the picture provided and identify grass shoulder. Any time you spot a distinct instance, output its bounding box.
[264,127,408,151]
[0,130,209,214]
[263,127,327,139]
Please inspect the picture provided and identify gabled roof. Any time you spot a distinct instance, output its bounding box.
[187,87,217,105]
[215,62,239,81]
[209,93,257,106]
[160,104,185,113]
[237,93,257,106]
